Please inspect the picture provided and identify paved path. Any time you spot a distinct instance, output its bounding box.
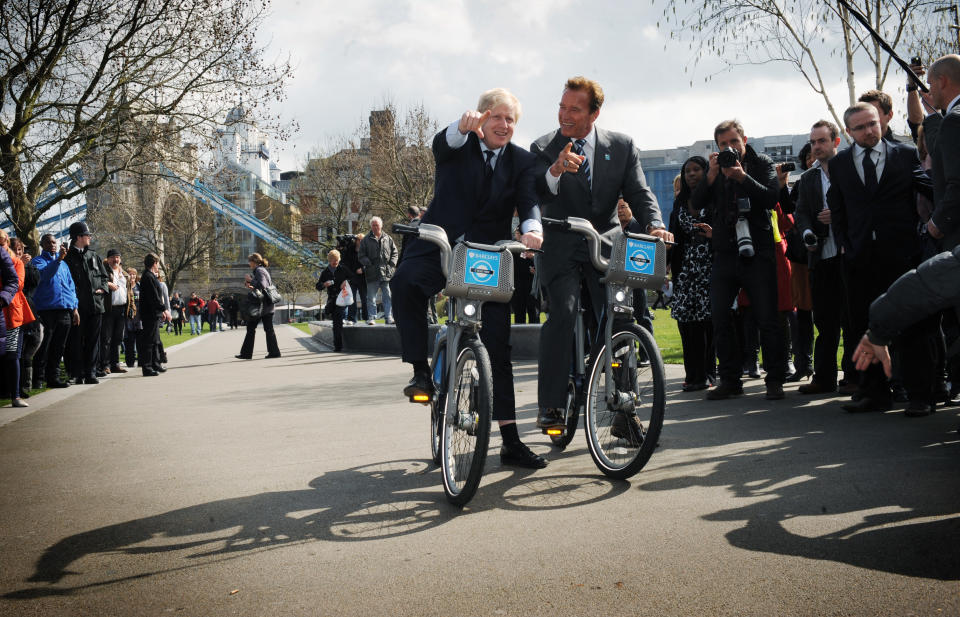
[0,324,958,616]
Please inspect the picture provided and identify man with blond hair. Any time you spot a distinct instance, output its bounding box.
[391,87,547,469]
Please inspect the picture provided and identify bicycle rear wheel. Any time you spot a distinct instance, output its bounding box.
[584,324,665,480]
[440,338,492,505]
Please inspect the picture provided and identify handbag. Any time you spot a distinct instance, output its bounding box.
[265,284,282,304]
[247,288,264,318]
[336,281,354,307]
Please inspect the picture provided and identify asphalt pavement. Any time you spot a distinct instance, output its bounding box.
[0,323,958,616]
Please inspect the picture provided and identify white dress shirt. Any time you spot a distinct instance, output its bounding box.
[852,141,886,185]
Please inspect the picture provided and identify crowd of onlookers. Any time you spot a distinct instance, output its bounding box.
[0,220,249,406]
[661,55,960,417]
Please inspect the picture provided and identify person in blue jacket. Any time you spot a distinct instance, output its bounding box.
[31,233,79,388]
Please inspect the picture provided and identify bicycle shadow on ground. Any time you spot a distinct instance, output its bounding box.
[641,387,960,580]
[5,456,628,599]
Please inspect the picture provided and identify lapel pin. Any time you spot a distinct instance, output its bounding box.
[604,154,610,160]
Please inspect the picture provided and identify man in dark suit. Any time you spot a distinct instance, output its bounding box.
[793,120,855,395]
[390,88,546,469]
[924,54,960,406]
[924,54,960,252]
[531,76,670,429]
[828,102,935,415]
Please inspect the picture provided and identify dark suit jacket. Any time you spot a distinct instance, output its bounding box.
[138,269,165,320]
[827,140,934,266]
[403,130,539,263]
[793,165,832,269]
[924,104,960,250]
[318,263,350,309]
[530,128,662,281]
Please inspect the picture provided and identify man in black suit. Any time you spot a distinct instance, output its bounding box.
[828,102,936,415]
[531,76,670,429]
[390,88,546,469]
[925,55,960,252]
[793,120,854,395]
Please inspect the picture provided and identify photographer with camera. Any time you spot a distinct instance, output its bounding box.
[692,120,786,400]
[793,120,857,396]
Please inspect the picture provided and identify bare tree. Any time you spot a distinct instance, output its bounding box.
[0,0,292,253]
[364,103,437,224]
[660,0,957,134]
[294,138,369,251]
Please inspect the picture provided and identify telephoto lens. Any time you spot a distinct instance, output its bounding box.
[736,218,754,257]
[802,230,818,247]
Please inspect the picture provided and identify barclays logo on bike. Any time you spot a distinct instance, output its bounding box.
[465,250,501,287]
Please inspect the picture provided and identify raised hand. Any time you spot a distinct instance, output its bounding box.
[549,142,585,177]
[458,109,491,140]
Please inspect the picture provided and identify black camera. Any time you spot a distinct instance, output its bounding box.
[781,162,796,172]
[336,234,357,248]
[734,197,754,257]
[718,147,741,168]
[911,56,922,66]
[802,230,819,247]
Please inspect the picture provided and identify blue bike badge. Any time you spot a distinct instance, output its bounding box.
[624,238,656,275]
[464,250,501,287]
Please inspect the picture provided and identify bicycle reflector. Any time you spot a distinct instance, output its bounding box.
[546,428,564,436]
[412,394,430,404]
[611,362,622,368]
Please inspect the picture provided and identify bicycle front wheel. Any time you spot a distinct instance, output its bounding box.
[584,324,665,479]
[439,338,492,506]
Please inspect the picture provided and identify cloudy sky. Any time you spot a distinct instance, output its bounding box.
[260,0,917,172]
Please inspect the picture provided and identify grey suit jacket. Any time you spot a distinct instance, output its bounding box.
[924,104,960,250]
[530,127,662,281]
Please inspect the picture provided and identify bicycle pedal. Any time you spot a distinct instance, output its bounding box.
[408,393,433,405]
[542,427,565,437]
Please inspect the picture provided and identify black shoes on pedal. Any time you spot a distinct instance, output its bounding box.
[403,371,434,403]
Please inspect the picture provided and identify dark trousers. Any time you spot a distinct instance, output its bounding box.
[710,252,787,385]
[511,280,539,324]
[240,314,280,357]
[350,274,366,323]
[844,251,938,403]
[792,309,814,374]
[35,309,72,383]
[809,256,846,387]
[100,306,125,369]
[392,253,517,422]
[68,310,101,379]
[678,320,715,386]
[537,263,605,409]
[124,321,138,366]
[137,316,161,371]
[328,303,344,350]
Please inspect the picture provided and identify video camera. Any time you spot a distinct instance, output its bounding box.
[336,234,358,251]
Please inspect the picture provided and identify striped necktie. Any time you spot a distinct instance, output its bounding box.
[574,138,591,187]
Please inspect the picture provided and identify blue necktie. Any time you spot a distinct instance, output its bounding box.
[574,138,591,187]
[862,147,878,193]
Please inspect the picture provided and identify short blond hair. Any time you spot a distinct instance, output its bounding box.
[327,249,341,261]
[477,88,522,122]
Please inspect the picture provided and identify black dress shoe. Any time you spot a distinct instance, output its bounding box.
[154,366,167,373]
[402,372,434,399]
[74,377,84,385]
[842,397,892,413]
[95,370,108,378]
[765,383,785,400]
[798,381,837,395]
[142,369,159,377]
[234,354,252,360]
[265,353,282,359]
[536,408,565,429]
[706,382,743,400]
[785,368,812,383]
[500,441,547,469]
[46,379,69,388]
[83,376,100,385]
[904,401,935,417]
